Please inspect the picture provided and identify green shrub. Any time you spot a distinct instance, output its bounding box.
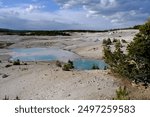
[103,18,150,85]
[92,64,99,69]
[5,64,12,68]
[62,64,71,71]
[103,38,112,45]
[13,59,20,65]
[15,96,20,100]
[68,60,74,68]
[121,39,127,43]
[133,25,141,29]
[114,86,129,100]
[24,63,28,65]
[104,66,107,70]
[3,95,9,100]
[2,74,9,78]
[113,38,118,43]
[3,95,20,100]
[62,60,74,71]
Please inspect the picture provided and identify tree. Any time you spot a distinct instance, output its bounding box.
[127,20,150,83]
[103,19,150,84]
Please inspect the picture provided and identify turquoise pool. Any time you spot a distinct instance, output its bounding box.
[73,59,108,70]
[10,48,80,62]
[10,48,108,70]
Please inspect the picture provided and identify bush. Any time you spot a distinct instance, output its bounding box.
[5,64,12,68]
[92,64,99,69]
[113,38,118,43]
[133,25,141,29]
[103,38,112,45]
[114,86,129,100]
[104,66,108,70]
[62,64,71,71]
[103,19,150,84]
[62,60,74,71]
[68,60,74,68]
[13,59,20,65]
[15,96,20,100]
[2,74,9,78]
[121,39,127,43]
[3,95,9,100]
[24,63,28,65]
[56,60,62,67]
[3,95,20,100]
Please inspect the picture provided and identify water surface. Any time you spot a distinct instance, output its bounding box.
[10,48,80,62]
[10,48,108,70]
[73,59,108,70]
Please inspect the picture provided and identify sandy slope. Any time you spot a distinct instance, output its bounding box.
[0,62,120,100]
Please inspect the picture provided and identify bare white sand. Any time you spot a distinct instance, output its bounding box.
[0,62,120,100]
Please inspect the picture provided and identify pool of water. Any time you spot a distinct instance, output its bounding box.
[10,48,108,70]
[73,59,108,70]
[10,48,80,62]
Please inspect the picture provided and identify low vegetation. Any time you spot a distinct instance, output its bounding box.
[13,59,21,65]
[62,60,74,71]
[92,64,99,70]
[3,95,20,100]
[133,25,142,29]
[104,66,108,70]
[103,38,112,46]
[113,38,118,43]
[5,64,12,68]
[21,31,70,36]
[3,95,9,100]
[103,20,150,85]
[2,74,9,78]
[24,62,28,65]
[121,39,127,43]
[0,25,140,36]
[114,86,129,100]
[0,29,71,36]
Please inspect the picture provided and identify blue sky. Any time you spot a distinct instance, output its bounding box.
[0,0,149,30]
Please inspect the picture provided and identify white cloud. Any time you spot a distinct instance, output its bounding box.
[0,5,110,30]
[25,4,45,13]
[55,0,150,24]
[100,0,117,8]
[0,0,150,30]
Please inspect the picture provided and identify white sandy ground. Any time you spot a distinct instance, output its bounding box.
[0,62,120,100]
[1,29,150,100]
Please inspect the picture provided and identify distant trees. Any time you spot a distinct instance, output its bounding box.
[103,20,150,84]
[0,29,71,36]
